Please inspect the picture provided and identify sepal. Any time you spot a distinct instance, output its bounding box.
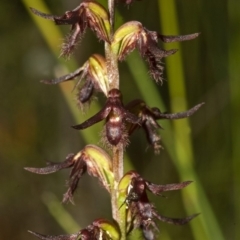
[28,231,77,240]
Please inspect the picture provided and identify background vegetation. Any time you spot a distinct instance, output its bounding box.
[0,0,238,239]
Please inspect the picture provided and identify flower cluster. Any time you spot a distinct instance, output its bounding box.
[26,0,201,239]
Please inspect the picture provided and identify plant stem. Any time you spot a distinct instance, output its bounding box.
[108,0,115,32]
[110,144,125,239]
[106,0,119,90]
[112,144,124,182]
[105,42,119,89]
[106,1,126,239]
[112,144,126,240]
[110,145,123,221]
[112,143,124,206]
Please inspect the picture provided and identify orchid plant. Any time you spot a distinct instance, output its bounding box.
[25,0,202,239]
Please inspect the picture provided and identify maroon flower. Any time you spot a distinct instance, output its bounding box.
[41,54,110,108]
[113,21,199,83]
[126,99,204,153]
[25,145,113,203]
[72,89,140,146]
[28,219,120,240]
[30,1,110,57]
[120,171,198,240]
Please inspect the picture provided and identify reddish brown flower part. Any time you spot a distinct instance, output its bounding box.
[119,171,198,240]
[72,89,140,146]
[126,100,204,153]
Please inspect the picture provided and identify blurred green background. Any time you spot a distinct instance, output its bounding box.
[0,0,238,239]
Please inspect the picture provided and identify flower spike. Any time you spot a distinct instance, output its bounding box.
[28,0,203,238]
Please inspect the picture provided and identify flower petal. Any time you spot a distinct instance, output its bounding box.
[29,8,56,20]
[158,33,200,43]
[72,105,111,129]
[28,230,77,240]
[154,213,200,225]
[153,103,205,119]
[146,181,192,195]
[24,154,75,174]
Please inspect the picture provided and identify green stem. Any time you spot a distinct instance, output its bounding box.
[105,42,119,89]
[106,0,125,239]
[108,0,115,32]
[112,144,126,240]
[111,145,123,221]
[106,0,119,90]
[112,144,124,183]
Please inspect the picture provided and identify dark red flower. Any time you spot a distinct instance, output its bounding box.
[41,54,109,109]
[30,1,110,57]
[119,171,198,240]
[72,89,140,146]
[113,21,199,83]
[25,145,113,203]
[126,99,204,153]
[28,219,120,240]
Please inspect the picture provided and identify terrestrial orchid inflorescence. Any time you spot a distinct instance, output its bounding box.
[26,1,202,239]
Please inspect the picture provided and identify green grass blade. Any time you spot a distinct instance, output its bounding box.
[42,192,80,233]
[157,1,224,240]
[228,1,240,239]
